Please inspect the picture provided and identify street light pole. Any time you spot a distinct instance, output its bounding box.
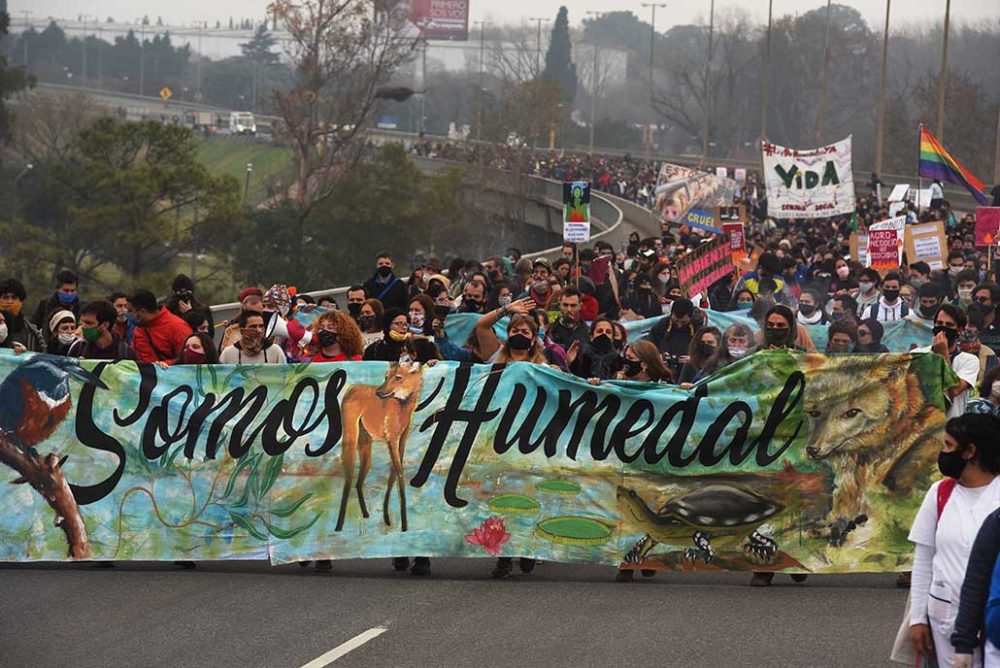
[11,164,34,224]
[138,21,146,97]
[243,162,254,205]
[21,11,33,67]
[936,0,951,140]
[700,0,715,167]
[81,15,92,88]
[641,3,666,158]
[815,0,832,146]
[474,20,486,143]
[760,0,773,141]
[197,21,205,101]
[586,11,601,156]
[529,17,547,78]
[874,0,891,177]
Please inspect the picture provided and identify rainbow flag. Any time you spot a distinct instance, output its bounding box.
[918,127,989,205]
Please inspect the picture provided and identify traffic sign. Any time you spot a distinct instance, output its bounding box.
[159,87,172,100]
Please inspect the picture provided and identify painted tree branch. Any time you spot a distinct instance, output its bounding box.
[0,430,89,558]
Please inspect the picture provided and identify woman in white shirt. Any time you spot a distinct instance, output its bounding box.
[908,413,1000,667]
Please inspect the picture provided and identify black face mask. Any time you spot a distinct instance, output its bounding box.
[920,304,940,319]
[508,333,533,351]
[798,304,817,317]
[969,303,993,319]
[697,343,716,357]
[348,303,362,317]
[932,325,959,346]
[882,289,900,302]
[318,330,338,347]
[591,334,613,353]
[622,359,643,377]
[764,327,790,347]
[377,266,392,278]
[463,299,483,313]
[938,448,968,479]
[358,315,376,331]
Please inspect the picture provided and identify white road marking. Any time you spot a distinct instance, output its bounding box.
[299,626,388,667]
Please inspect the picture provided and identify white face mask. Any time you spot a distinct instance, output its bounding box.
[0,323,7,343]
[992,381,1000,398]
[498,295,512,308]
[729,347,748,359]
[949,265,964,277]
[859,281,874,294]
[58,332,77,345]
[657,273,670,284]
[836,266,850,280]
[409,311,425,328]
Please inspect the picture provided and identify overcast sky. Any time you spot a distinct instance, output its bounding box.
[12,0,1000,32]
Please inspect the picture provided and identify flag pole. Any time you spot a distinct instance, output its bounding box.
[917,124,924,218]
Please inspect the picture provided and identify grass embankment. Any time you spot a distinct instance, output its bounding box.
[196,136,293,206]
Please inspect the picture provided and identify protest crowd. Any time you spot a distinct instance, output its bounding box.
[4,141,1000,667]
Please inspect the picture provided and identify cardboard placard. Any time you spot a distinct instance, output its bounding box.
[904,220,947,270]
[722,222,746,269]
[866,216,906,270]
[850,232,869,267]
[675,235,733,297]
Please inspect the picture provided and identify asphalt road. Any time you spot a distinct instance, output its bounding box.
[1,559,908,668]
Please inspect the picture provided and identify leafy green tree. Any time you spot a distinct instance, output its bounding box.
[542,6,577,105]
[233,144,463,289]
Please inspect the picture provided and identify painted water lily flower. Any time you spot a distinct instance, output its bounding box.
[465,516,510,556]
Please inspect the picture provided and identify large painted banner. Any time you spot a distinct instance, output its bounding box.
[0,351,953,574]
[762,137,856,219]
[654,163,736,224]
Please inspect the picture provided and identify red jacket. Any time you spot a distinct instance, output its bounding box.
[133,307,191,364]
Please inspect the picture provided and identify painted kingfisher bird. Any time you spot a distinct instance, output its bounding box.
[0,356,108,454]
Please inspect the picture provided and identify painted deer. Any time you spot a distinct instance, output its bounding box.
[335,362,424,532]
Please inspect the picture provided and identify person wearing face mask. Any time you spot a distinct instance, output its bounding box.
[622,274,661,319]
[649,262,673,302]
[827,259,857,299]
[345,286,367,323]
[855,318,890,353]
[965,366,1000,417]
[219,311,287,364]
[951,270,980,310]
[825,319,859,353]
[862,272,909,322]
[306,312,364,363]
[362,251,408,313]
[68,300,136,361]
[645,297,700,378]
[916,304,980,418]
[735,252,788,303]
[677,326,721,384]
[731,289,755,312]
[517,258,558,311]
[164,274,214,334]
[108,290,137,345]
[758,304,799,352]
[407,294,437,337]
[854,268,882,317]
[698,323,753,379]
[45,310,80,357]
[357,298,384,350]
[961,313,998,388]
[908,262,932,291]
[908,282,945,326]
[0,278,45,353]
[30,269,80,333]
[457,280,488,315]
[172,332,220,366]
[567,318,620,381]
[220,294,265,352]
[615,340,673,384]
[906,414,1000,668]
[796,289,828,326]
[475,297,546,578]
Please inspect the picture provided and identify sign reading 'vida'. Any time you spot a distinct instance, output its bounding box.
[762,136,856,219]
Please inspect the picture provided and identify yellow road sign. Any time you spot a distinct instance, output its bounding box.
[159,87,172,100]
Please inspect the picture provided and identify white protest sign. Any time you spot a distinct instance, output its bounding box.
[762,136,856,219]
[865,216,906,270]
[888,184,909,202]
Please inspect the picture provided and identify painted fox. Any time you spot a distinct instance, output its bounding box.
[336,362,424,533]
[800,353,945,526]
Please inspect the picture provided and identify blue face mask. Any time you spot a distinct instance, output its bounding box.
[736,301,752,310]
[124,313,137,328]
[56,291,78,305]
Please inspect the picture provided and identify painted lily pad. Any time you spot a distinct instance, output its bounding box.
[487,494,541,514]
[536,479,582,495]
[535,516,613,545]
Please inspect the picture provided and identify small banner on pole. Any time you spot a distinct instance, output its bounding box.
[975,208,1000,248]
[562,181,591,243]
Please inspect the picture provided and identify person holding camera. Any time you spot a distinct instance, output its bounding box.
[164,274,214,334]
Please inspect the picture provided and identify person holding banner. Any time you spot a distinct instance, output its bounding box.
[475,297,543,578]
[907,414,1000,668]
